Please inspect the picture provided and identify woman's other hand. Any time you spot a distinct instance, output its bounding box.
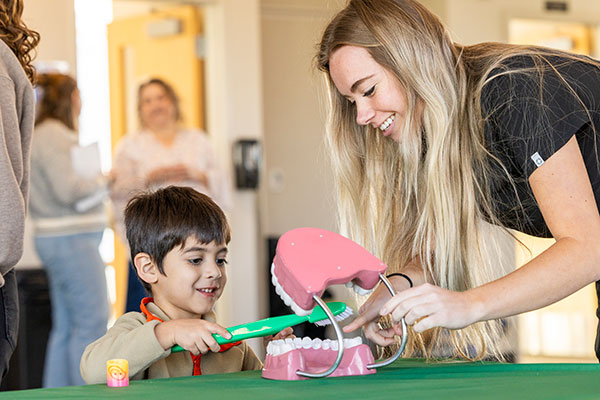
[342,274,412,346]
[380,283,482,334]
[145,164,190,185]
[263,327,295,348]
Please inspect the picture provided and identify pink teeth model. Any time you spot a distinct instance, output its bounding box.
[272,227,387,313]
[263,339,375,381]
[269,227,407,379]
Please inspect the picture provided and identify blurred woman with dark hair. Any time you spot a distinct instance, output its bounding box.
[30,73,109,387]
[110,77,233,312]
[0,0,39,385]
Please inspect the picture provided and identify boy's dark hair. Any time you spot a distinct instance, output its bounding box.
[124,186,231,293]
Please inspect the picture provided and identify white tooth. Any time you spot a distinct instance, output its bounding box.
[272,343,281,356]
[344,338,360,348]
[331,341,339,351]
[275,283,283,296]
[302,337,312,349]
[271,263,275,275]
[293,337,302,348]
[322,339,331,350]
[312,338,322,349]
[284,338,293,346]
[292,303,311,317]
[282,293,291,307]
[267,342,273,355]
[353,337,363,346]
[271,275,278,287]
[353,284,372,296]
[291,303,300,315]
[345,282,353,288]
[280,343,294,355]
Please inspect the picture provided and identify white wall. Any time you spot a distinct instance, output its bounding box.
[23,0,77,74]
[428,0,600,45]
[260,0,343,237]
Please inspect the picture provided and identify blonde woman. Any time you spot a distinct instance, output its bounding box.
[317,0,600,361]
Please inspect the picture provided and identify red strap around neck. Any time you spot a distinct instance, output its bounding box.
[140,297,241,376]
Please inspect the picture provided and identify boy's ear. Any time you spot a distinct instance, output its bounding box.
[133,252,159,285]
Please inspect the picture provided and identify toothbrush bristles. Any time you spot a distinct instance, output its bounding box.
[314,307,354,326]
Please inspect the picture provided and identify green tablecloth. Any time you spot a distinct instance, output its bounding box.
[3,359,600,399]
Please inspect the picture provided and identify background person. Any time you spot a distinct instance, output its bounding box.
[30,73,109,387]
[110,78,233,312]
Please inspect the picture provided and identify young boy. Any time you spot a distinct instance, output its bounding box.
[81,186,282,383]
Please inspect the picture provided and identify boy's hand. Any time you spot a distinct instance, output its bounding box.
[263,327,295,348]
[155,319,232,356]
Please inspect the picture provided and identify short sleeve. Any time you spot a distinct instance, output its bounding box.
[482,56,591,178]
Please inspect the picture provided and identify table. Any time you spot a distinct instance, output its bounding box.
[2,358,599,399]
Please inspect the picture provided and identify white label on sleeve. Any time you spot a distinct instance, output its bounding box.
[531,152,545,167]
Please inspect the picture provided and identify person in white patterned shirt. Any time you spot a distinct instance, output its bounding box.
[110,78,233,312]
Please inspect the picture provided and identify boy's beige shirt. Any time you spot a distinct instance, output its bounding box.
[80,301,262,384]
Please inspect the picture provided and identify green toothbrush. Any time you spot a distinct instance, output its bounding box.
[171,301,352,353]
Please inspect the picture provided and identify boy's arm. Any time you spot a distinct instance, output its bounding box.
[80,313,170,384]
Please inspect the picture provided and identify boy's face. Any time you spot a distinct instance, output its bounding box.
[153,237,228,320]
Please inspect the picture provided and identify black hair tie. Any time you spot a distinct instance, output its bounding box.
[385,272,413,288]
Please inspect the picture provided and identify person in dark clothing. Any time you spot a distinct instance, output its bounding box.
[317,0,600,361]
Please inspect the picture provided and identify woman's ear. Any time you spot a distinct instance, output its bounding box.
[133,252,159,285]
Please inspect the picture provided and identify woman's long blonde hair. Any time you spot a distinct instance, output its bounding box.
[317,0,597,360]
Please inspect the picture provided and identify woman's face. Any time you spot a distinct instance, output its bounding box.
[139,83,177,131]
[329,45,410,143]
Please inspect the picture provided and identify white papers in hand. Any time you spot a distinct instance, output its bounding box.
[71,142,101,179]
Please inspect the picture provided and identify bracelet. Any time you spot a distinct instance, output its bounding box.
[386,272,413,288]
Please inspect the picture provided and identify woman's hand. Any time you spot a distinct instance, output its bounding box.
[145,165,209,187]
[263,327,294,348]
[188,168,209,186]
[380,283,482,333]
[342,275,412,346]
[146,164,190,185]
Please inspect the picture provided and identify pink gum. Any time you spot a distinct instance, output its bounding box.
[262,344,376,380]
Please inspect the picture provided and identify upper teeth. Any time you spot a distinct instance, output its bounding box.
[200,288,214,293]
[271,263,372,316]
[344,281,373,296]
[266,336,363,356]
[379,114,395,131]
[271,263,312,316]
